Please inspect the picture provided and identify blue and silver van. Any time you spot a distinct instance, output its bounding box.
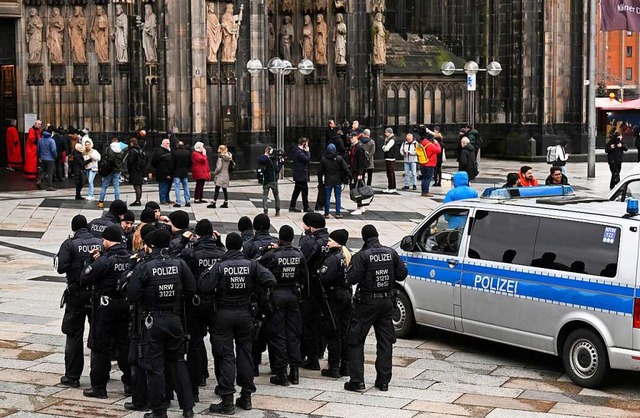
[394,189,640,388]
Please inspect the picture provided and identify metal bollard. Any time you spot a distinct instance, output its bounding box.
[528,137,536,156]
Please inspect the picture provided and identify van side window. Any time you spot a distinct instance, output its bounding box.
[624,180,640,201]
[468,210,538,265]
[533,218,620,277]
[415,209,469,254]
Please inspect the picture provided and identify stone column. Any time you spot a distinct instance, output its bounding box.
[346,0,370,122]
[190,0,208,144]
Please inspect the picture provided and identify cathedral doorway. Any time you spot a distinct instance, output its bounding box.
[0,19,17,167]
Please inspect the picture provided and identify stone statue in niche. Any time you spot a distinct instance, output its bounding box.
[47,7,65,65]
[114,4,128,63]
[280,0,294,14]
[372,12,386,65]
[69,6,87,64]
[26,8,43,64]
[220,3,243,63]
[315,0,327,12]
[301,15,313,60]
[302,0,313,14]
[91,5,109,63]
[314,14,328,65]
[334,13,347,65]
[206,3,221,63]
[268,20,275,57]
[371,0,386,13]
[334,0,346,10]
[142,4,158,63]
[279,15,294,62]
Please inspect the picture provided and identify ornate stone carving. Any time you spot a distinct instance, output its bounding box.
[47,1,66,8]
[280,0,293,15]
[300,15,312,60]
[315,0,326,12]
[314,14,328,66]
[371,0,385,13]
[221,63,236,84]
[334,13,347,65]
[267,0,274,15]
[206,62,219,85]
[26,8,43,64]
[334,0,346,11]
[50,63,66,85]
[279,16,294,62]
[69,0,88,5]
[98,63,111,85]
[268,20,275,57]
[142,4,158,63]
[27,63,44,86]
[118,62,130,76]
[91,6,109,63]
[47,7,64,65]
[220,3,243,63]
[372,13,386,65]
[114,4,128,63]
[72,63,89,85]
[206,2,221,63]
[302,0,313,14]
[69,6,87,64]
[24,1,44,6]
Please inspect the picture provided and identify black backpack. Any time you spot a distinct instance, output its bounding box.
[98,152,114,176]
[136,149,148,171]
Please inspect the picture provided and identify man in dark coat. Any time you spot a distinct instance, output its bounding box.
[347,133,367,215]
[289,138,311,213]
[318,143,350,218]
[171,141,192,207]
[605,133,628,189]
[152,139,174,205]
[127,138,146,206]
[458,137,478,181]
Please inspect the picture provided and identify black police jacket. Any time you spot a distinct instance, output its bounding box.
[241,230,255,244]
[55,228,103,286]
[169,229,195,256]
[87,211,122,240]
[299,228,329,276]
[346,237,408,293]
[180,236,225,281]
[258,243,309,288]
[127,249,196,312]
[198,250,275,307]
[242,231,277,260]
[318,246,349,290]
[81,243,132,296]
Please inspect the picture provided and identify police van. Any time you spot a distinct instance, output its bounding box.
[607,162,640,202]
[393,186,640,388]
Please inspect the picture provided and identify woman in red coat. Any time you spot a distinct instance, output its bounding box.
[24,120,42,180]
[192,141,211,204]
[5,120,22,171]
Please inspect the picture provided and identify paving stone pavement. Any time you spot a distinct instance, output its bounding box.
[0,159,638,417]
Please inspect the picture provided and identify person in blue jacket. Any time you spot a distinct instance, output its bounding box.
[443,171,478,230]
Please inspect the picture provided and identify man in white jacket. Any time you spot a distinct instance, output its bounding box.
[399,133,418,190]
[382,128,397,193]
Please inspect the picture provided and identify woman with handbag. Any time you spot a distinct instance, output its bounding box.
[347,133,367,215]
[192,141,211,204]
[208,144,232,208]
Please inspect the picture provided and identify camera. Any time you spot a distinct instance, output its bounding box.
[269,148,286,161]
[413,124,435,140]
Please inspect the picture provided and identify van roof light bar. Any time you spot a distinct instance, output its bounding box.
[481,185,575,199]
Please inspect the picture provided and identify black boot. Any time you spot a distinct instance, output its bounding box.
[207,201,216,209]
[124,402,149,411]
[321,364,341,378]
[83,387,107,399]
[143,409,168,418]
[182,407,194,417]
[235,391,252,410]
[220,201,228,208]
[209,394,234,415]
[270,372,290,386]
[300,357,320,370]
[288,365,299,385]
[339,363,350,377]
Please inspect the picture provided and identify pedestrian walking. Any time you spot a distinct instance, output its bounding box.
[80,225,132,399]
[289,137,311,212]
[606,133,628,189]
[37,130,57,191]
[126,228,196,418]
[191,142,210,204]
[400,133,418,190]
[72,143,85,200]
[199,233,276,415]
[55,215,103,388]
[24,119,42,180]
[208,144,232,209]
[5,119,22,171]
[318,143,350,218]
[258,146,283,216]
[259,225,308,386]
[318,229,352,378]
[381,128,397,193]
[419,135,441,197]
[98,137,126,208]
[344,225,408,392]
[553,139,570,176]
[347,133,367,215]
[458,137,478,182]
[171,141,192,208]
[360,129,376,186]
[127,138,146,206]
[152,139,174,205]
[82,137,101,201]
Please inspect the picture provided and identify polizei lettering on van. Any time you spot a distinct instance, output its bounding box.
[473,274,519,294]
[370,253,392,263]
[152,266,179,276]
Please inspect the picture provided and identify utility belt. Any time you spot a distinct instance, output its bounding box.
[356,289,396,302]
[141,310,180,331]
[217,299,251,310]
[60,283,91,308]
[94,292,125,307]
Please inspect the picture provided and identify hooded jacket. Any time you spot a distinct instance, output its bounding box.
[214,152,232,188]
[458,143,477,180]
[443,171,479,203]
[318,146,349,186]
[105,141,126,173]
[37,132,57,162]
[81,137,101,172]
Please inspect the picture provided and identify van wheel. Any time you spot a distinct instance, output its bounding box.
[393,291,415,339]
[562,328,609,388]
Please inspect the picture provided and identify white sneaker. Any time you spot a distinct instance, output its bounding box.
[85,196,94,201]
[382,189,389,194]
[390,189,397,193]
[351,209,363,215]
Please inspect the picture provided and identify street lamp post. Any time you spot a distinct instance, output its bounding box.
[441,60,502,128]
[247,58,314,153]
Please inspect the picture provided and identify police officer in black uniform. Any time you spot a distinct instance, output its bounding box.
[298,212,329,370]
[55,215,103,388]
[258,225,308,386]
[200,233,276,415]
[80,225,133,398]
[179,219,225,401]
[121,210,136,251]
[87,199,128,239]
[238,216,254,244]
[344,225,407,392]
[127,228,196,418]
[318,229,352,378]
[167,210,193,255]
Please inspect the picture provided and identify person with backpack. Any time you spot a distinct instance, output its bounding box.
[98,137,126,208]
[546,139,570,176]
[458,137,478,183]
[258,146,283,216]
[418,135,441,197]
[209,144,232,209]
[126,138,146,206]
[399,133,418,190]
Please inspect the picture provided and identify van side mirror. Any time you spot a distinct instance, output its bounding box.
[400,235,416,252]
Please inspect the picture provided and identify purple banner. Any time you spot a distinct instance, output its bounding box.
[601,0,640,31]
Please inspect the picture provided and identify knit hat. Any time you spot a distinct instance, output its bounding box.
[123,210,135,223]
[307,212,326,229]
[71,215,87,232]
[140,224,156,245]
[145,201,161,211]
[109,200,128,217]
[226,232,244,251]
[168,210,190,230]
[329,229,349,246]
[279,225,295,243]
[327,143,336,153]
[361,224,379,241]
[385,127,394,134]
[195,219,213,237]
[237,216,253,233]
[302,212,313,228]
[151,228,171,248]
[102,225,123,243]
[140,208,156,224]
[253,214,270,232]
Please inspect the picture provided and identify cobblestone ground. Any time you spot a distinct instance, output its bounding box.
[0,159,638,417]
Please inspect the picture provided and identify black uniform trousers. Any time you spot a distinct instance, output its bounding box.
[186,300,214,396]
[267,288,302,373]
[61,289,91,380]
[609,161,623,189]
[300,298,322,360]
[211,308,255,396]
[347,298,395,385]
[323,289,352,368]
[89,298,131,389]
[140,312,194,411]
